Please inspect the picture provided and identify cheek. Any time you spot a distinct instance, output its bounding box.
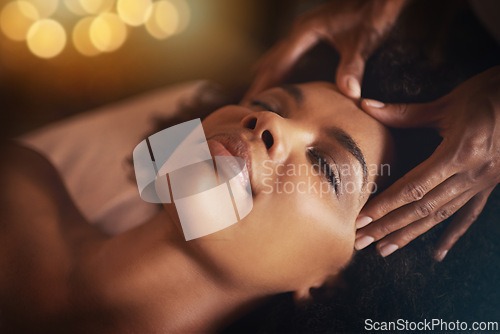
[247,192,355,280]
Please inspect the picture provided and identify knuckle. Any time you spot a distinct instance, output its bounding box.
[434,207,455,222]
[467,210,481,224]
[455,133,490,163]
[401,229,418,243]
[376,223,393,238]
[403,182,427,203]
[475,159,500,180]
[376,203,393,220]
[412,200,435,219]
[396,103,409,117]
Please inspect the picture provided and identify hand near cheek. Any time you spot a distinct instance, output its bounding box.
[243,0,407,102]
[355,66,500,261]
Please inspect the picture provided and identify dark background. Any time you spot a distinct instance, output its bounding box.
[1,0,499,333]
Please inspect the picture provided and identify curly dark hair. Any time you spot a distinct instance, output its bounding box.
[146,0,500,332]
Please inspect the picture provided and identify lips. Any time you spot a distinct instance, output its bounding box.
[207,134,253,192]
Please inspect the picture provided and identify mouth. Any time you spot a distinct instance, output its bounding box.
[206,134,253,193]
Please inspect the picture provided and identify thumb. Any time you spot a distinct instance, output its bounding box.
[361,99,443,128]
[336,52,365,99]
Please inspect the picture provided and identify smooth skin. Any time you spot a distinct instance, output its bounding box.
[243,0,498,261]
[356,66,500,261]
[0,82,392,332]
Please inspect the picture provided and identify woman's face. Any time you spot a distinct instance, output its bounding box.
[184,82,392,295]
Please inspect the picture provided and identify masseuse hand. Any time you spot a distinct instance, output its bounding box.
[243,0,407,101]
[355,66,500,261]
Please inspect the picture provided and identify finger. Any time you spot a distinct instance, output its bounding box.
[433,186,495,261]
[360,98,445,128]
[373,191,475,257]
[356,173,473,243]
[356,145,454,228]
[335,52,365,99]
[242,30,318,103]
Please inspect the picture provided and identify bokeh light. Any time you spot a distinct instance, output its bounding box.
[64,0,87,16]
[26,0,59,18]
[0,1,39,41]
[1,0,191,58]
[27,19,67,58]
[168,0,190,34]
[73,17,100,56]
[79,0,114,15]
[117,0,152,27]
[145,0,179,40]
[90,12,127,52]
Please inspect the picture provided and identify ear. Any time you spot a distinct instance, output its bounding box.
[293,287,312,306]
[292,275,338,305]
[309,273,346,302]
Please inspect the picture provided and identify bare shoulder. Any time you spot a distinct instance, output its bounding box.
[0,142,103,329]
[0,143,74,230]
[0,141,98,243]
[0,141,60,181]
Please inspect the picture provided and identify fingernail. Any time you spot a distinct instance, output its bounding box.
[355,216,373,229]
[378,243,399,257]
[364,99,385,108]
[346,76,361,98]
[434,249,448,262]
[355,235,374,250]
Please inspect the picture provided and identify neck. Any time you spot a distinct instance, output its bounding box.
[88,209,266,332]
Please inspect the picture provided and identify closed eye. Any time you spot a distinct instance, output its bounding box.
[307,148,340,195]
[250,100,283,117]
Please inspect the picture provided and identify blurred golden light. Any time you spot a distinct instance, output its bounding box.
[145,0,179,40]
[168,0,190,34]
[73,17,100,56]
[26,0,59,18]
[27,19,67,58]
[90,12,127,52]
[117,0,152,27]
[64,0,87,16]
[79,0,114,14]
[0,1,39,41]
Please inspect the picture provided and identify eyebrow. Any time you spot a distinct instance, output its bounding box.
[326,127,368,188]
[279,84,304,106]
[278,84,368,189]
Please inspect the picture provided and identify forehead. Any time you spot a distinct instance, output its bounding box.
[296,82,368,123]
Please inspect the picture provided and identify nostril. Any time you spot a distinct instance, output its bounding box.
[244,117,257,130]
[262,130,274,150]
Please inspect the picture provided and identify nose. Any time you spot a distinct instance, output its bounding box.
[241,111,291,163]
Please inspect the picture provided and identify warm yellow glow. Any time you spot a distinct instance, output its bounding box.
[79,0,114,14]
[26,0,59,18]
[64,0,86,15]
[27,19,67,58]
[145,0,179,40]
[117,0,152,27]
[168,0,190,34]
[0,1,39,41]
[90,13,127,52]
[72,17,100,56]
